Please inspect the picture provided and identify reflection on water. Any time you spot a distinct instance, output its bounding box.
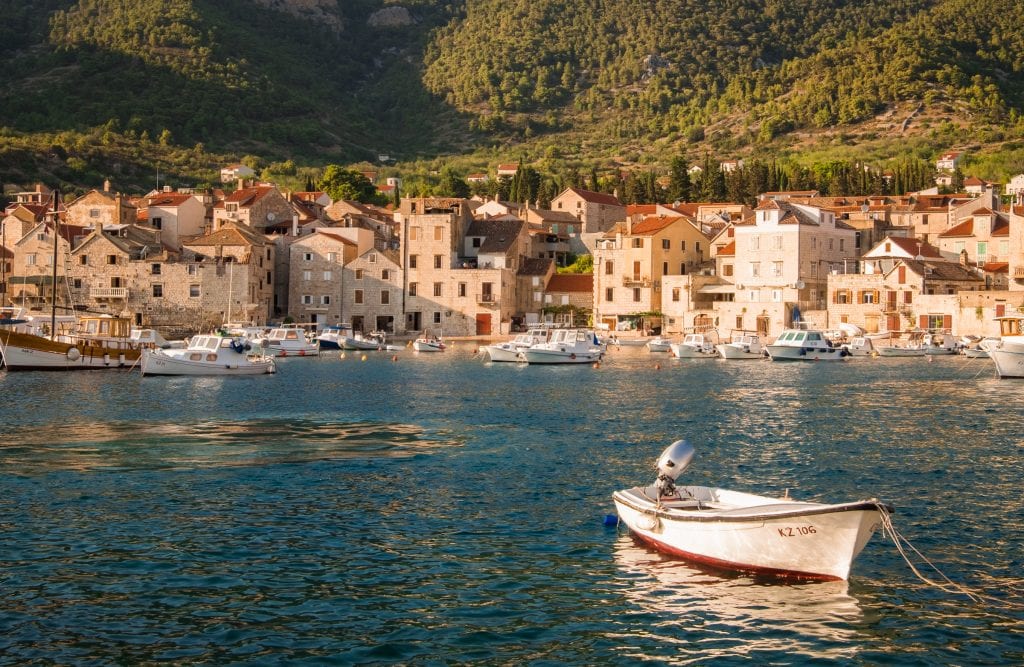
[0,419,460,473]
[611,535,863,663]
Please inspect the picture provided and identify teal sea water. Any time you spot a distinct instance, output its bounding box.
[1,348,1022,664]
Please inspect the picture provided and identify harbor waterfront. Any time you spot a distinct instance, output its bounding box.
[1,348,1022,663]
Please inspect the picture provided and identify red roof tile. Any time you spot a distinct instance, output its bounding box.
[939,219,974,237]
[547,274,593,293]
[565,187,622,207]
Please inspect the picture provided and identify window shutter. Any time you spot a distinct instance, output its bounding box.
[942,315,952,330]
[919,314,928,330]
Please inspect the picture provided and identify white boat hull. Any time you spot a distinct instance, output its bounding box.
[766,346,847,361]
[484,343,523,362]
[0,331,140,371]
[877,347,927,357]
[715,344,763,359]
[140,348,276,376]
[989,348,1024,378]
[413,340,445,352]
[647,340,672,352]
[670,344,718,359]
[522,347,602,364]
[613,485,887,580]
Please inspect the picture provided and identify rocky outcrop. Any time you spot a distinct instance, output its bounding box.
[249,0,343,34]
[367,6,414,28]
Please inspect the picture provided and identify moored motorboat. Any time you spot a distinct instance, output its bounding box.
[140,335,276,376]
[0,315,144,371]
[765,328,848,361]
[715,330,764,360]
[670,331,719,358]
[343,330,397,351]
[841,336,876,357]
[522,328,603,364]
[413,333,445,352]
[988,315,1024,378]
[256,326,320,357]
[484,327,550,362]
[646,336,674,353]
[612,440,891,580]
[313,324,349,350]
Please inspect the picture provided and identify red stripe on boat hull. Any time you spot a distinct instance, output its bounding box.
[630,530,843,581]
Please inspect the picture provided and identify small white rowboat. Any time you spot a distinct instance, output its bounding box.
[612,440,891,580]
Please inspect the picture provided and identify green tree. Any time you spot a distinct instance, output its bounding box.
[436,166,470,198]
[318,165,381,204]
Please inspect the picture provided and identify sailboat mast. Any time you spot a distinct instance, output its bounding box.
[50,190,61,338]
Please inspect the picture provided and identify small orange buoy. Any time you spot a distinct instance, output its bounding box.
[340,352,346,359]
[361,354,368,361]
[391,355,398,362]
[655,363,661,370]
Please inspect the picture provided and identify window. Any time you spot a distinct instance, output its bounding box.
[458,283,467,297]
[79,255,89,266]
[904,291,913,304]
[303,252,313,261]
[605,260,614,275]
[829,239,834,250]
[433,282,442,297]
[355,269,363,280]
[723,264,733,277]
[409,282,417,296]
[354,290,363,304]
[672,287,680,302]
[410,227,420,241]
[662,239,670,250]
[533,291,542,302]
[302,295,312,305]
[999,240,1009,256]
[152,284,163,298]
[381,291,390,305]
[368,253,377,263]
[772,289,782,302]
[321,295,331,305]
[750,262,760,277]
[839,239,845,251]
[633,288,641,302]
[151,217,162,230]
[187,264,198,276]
[772,235,782,250]
[434,254,442,269]
[72,278,82,289]
[695,242,701,253]
[434,226,443,241]
[833,289,851,304]
[472,237,481,248]
[561,295,570,305]
[681,240,686,251]
[328,252,338,262]
[381,269,390,280]
[89,209,100,218]
[632,238,643,248]
[189,284,200,298]
[409,255,418,269]
[680,263,686,274]
[323,270,332,281]
[107,255,117,265]
[433,312,442,324]
[751,235,759,250]
[567,225,574,234]
[977,241,988,260]
[544,294,552,303]
[771,261,783,277]
[859,289,878,304]
[605,287,614,301]
[303,270,312,281]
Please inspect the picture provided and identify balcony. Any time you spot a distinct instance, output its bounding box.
[622,275,652,287]
[477,293,497,305]
[1014,266,1024,280]
[91,287,129,299]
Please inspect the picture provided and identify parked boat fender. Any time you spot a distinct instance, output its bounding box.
[66,347,81,361]
[118,353,126,366]
[635,513,660,532]
[103,353,111,365]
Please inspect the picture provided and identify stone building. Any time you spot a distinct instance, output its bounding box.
[64,188,138,228]
[212,184,294,233]
[141,191,207,250]
[542,273,594,327]
[550,187,626,251]
[343,247,404,334]
[6,219,86,311]
[515,257,555,326]
[288,231,359,328]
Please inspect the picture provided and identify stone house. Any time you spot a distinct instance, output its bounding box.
[936,151,963,172]
[212,184,294,233]
[524,206,582,257]
[937,209,1010,289]
[343,248,404,334]
[542,273,594,327]
[64,188,138,228]
[550,187,626,246]
[6,219,87,310]
[1010,205,1024,288]
[288,230,360,328]
[515,257,555,326]
[592,215,710,332]
[1005,174,1024,204]
[220,164,255,183]
[181,223,276,325]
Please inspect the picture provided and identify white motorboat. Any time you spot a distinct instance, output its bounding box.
[484,327,550,363]
[646,336,674,353]
[130,328,185,349]
[670,331,719,358]
[988,315,1024,378]
[841,336,876,357]
[609,335,654,347]
[715,330,764,360]
[522,329,603,364]
[765,328,849,361]
[140,335,276,376]
[922,333,957,355]
[612,440,891,581]
[413,334,446,352]
[313,324,349,350]
[877,333,927,357]
[343,331,398,351]
[257,326,320,357]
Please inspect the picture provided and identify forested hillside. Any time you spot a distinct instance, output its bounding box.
[1,0,1024,194]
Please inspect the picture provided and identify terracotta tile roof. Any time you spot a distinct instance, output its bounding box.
[939,219,974,237]
[992,219,1009,236]
[964,177,989,187]
[147,193,194,207]
[547,273,593,293]
[626,204,657,216]
[630,215,682,235]
[222,185,275,207]
[901,259,982,282]
[185,223,266,247]
[982,262,1008,273]
[565,187,622,207]
[718,240,735,256]
[316,232,357,246]
[885,236,944,258]
[528,207,578,224]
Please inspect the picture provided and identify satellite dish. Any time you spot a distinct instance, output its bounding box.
[796,280,805,289]
[267,212,276,222]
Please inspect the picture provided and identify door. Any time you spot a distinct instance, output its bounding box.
[756,315,770,337]
[886,314,900,332]
[475,313,491,335]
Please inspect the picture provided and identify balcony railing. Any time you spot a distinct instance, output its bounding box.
[477,293,497,305]
[1014,266,1024,279]
[91,287,129,299]
[622,275,652,287]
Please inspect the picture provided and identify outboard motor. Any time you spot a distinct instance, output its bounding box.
[654,439,695,498]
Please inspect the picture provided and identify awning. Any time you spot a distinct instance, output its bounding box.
[697,284,736,294]
[8,275,54,286]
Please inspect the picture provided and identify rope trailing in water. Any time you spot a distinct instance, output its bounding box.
[876,502,1023,609]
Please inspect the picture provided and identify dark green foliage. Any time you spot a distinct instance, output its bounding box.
[317,165,385,204]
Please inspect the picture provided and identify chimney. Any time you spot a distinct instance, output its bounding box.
[960,249,968,266]
[291,214,298,237]
[103,179,111,193]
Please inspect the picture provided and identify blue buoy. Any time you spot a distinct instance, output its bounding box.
[603,514,619,527]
